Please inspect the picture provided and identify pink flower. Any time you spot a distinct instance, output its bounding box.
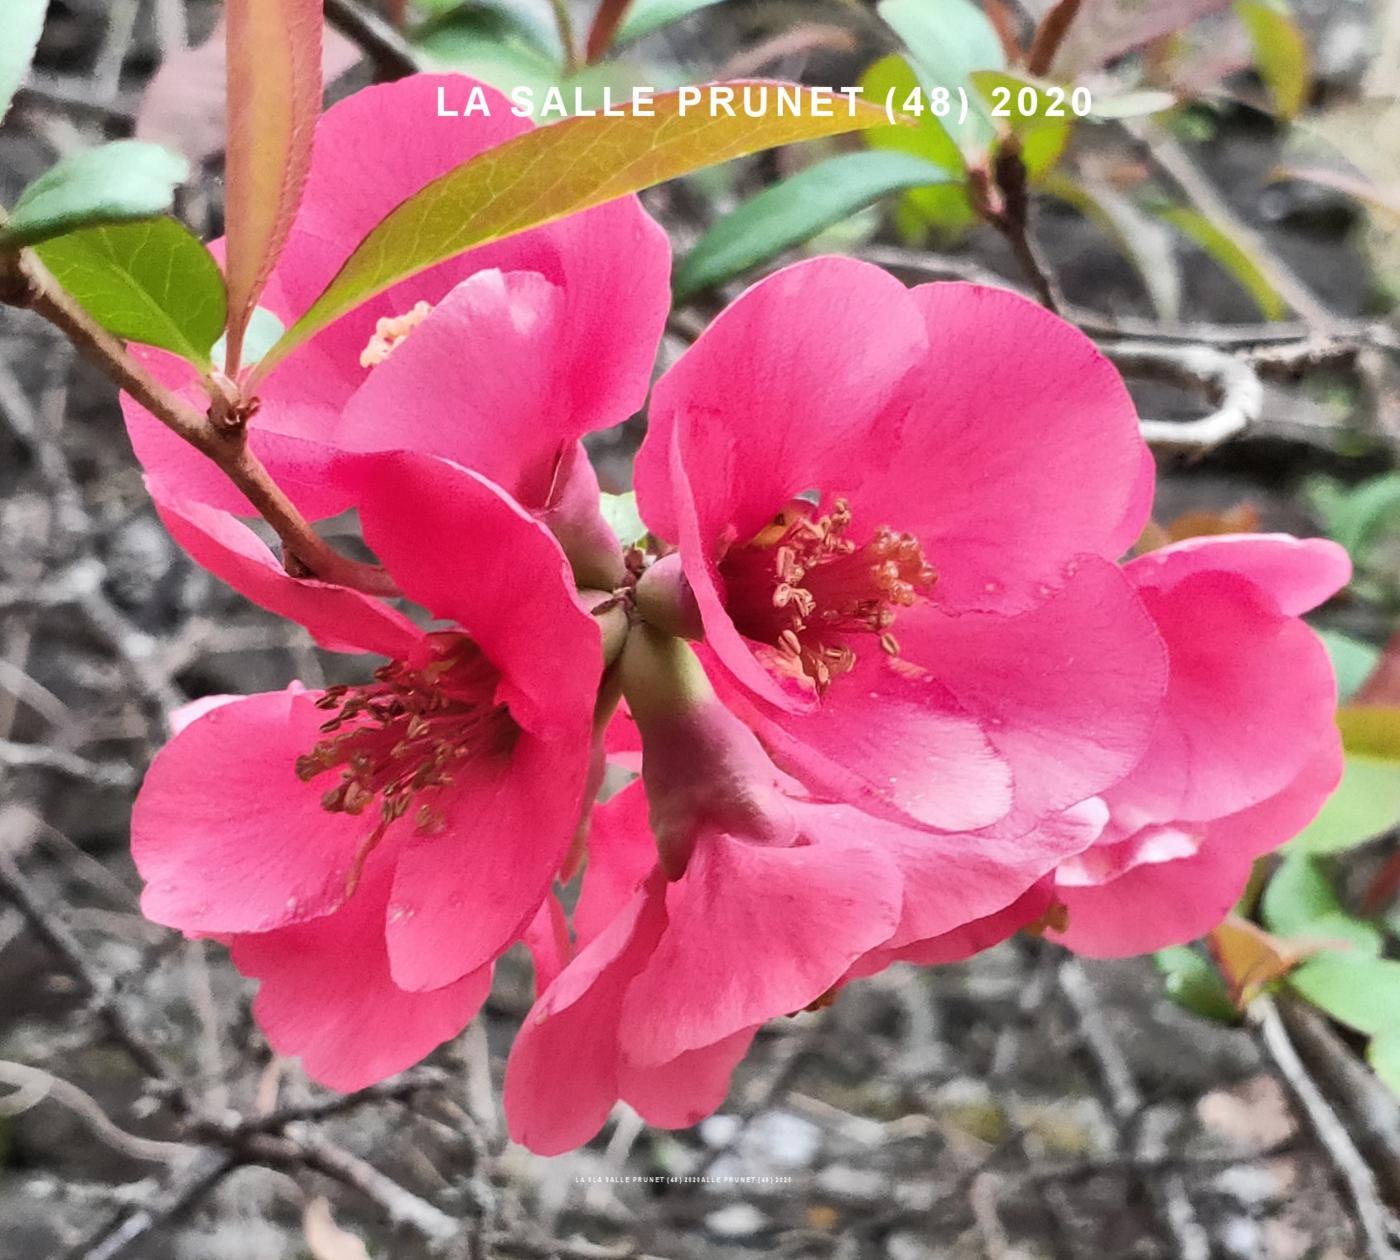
[504,632,1104,1153]
[632,256,1168,834]
[133,451,605,1088]
[120,73,669,540]
[1047,535,1349,957]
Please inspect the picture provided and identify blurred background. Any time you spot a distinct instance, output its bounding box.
[2,1,1399,1257]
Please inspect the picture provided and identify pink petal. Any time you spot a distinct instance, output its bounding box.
[1111,570,1338,822]
[169,692,245,735]
[575,780,657,949]
[851,283,1151,613]
[385,735,591,991]
[333,270,571,508]
[702,646,1014,833]
[1129,534,1351,615]
[850,881,1053,978]
[716,641,1013,834]
[150,482,421,659]
[1052,736,1343,957]
[620,1027,757,1130]
[504,873,670,1155]
[901,557,1168,821]
[635,256,927,549]
[340,451,600,742]
[231,845,490,1091]
[800,797,1105,953]
[266,75,667,439]
[121,344,354,521]
[522,892,572,994]
[134,688,369,933]
[618,830,902,1065]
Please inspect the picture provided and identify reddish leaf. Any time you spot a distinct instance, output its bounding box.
[1206,916,1317,1009]
[223,0,324,376]
[587,0,635,63]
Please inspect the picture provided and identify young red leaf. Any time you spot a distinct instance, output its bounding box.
[222,0,323,376]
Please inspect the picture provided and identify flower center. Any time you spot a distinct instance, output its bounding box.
[719,498,936,693]
[296,632,517,891]
[359,300,433,368]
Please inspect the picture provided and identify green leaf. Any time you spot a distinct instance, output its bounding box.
[1236,0,1310,119]
[860,55,976,238]
[1154,946,1241,1023]
[249,81,893,386]
[1260,853,1380,949]
[33,219,226,367]
[1291,753,1400,854]
[614,0,728,47]
[1306,472,1400,564]
[212,305,286,373]
[599,491,647,547]
[1367,1025,1400,1098]
[0,0,48,126]
[1289,955,1400,1035]
[1262,853,1343,934]
[416,4,562,94]
[1157,205,1288,320]
[420,17,648,117]
[967,71,1073,179]
[1317,629,1382,703]
[675,151,955,299]
[861,56,965,175]
[1084,89,1179,120]
[1337,707,1400,759]
[877,0,1006,156]
[0,141,189,249]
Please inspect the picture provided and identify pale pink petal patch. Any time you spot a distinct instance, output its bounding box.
[901,557,1168,822]
[134,688,369,934]
[504,874,669,1155]
[334,270,570,508]
[1052,737,1343,957]
[702,648,1014,833]
[1129,534,1351,616]
[635,256,927,549]
[620,1028,757,1130]
[853,283,1151,613]
[231,845,490,1091]
[1110,570,1338,823]
[850,881,1054,978]
[575,780,657,949]
[150,482,421,660]
[340,450,600,742]
[386,733,592,992]
[618,831,902,1065]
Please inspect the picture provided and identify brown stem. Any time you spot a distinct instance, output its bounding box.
[973,142,1062,313]
[585,0,633,63]
[0,248,397,597]
[548,0,579,73]
[1026,0,1084,77]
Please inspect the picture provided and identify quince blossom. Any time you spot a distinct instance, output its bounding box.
[133,452,605,1088]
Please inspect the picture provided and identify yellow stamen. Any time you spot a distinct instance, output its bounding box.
[359,300,434,368]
